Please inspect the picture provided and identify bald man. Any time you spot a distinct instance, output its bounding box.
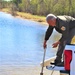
[43,14,75,66]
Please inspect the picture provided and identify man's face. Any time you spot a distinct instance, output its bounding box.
[47,19,56,27]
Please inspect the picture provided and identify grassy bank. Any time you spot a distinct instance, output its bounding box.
[1,8,47,25]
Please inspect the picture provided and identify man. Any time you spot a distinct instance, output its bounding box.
[43,14,75,66]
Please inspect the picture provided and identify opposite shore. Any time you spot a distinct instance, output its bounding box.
[0,8,48,25]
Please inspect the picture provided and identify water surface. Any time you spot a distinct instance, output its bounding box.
[0,12,60,66]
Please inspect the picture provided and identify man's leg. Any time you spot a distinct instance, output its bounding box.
[50,41,65,65]
[55,41,65,63]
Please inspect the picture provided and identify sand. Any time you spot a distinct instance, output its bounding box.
[0,65,60,75]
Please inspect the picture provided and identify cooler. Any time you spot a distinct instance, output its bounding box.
[64,50,72,70]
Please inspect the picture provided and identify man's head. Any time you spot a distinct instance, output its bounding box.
[46,14,57,27]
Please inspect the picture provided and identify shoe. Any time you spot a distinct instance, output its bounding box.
[50,61,64,67]
[50,60,61,66]
[50,62,57,65]
[56,62,64,67]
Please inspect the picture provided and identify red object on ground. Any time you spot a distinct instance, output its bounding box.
[64,50,72,70]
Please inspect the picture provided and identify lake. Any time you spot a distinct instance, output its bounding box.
[0,12,60,66]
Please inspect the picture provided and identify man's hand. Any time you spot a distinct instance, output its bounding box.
[43,40,47,49]
[52,41,60,48]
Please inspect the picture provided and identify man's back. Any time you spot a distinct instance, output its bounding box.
[57,15,75,22]
[57,15,75,30]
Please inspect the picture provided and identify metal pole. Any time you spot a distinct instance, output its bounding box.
[40,48,46,75]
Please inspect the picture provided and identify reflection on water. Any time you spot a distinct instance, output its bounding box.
[0,12,60,66]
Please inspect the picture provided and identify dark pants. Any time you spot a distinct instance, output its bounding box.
[56,28,75,62]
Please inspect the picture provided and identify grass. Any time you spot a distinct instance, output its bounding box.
[16,12,46,23]
[1,8,10,13]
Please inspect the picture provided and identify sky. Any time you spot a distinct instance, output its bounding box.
[4,0,11,1]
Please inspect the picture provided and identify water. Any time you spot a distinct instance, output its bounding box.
[0,12,60,66]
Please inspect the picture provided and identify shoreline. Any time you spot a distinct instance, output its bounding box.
[0,8,48,25]
[0,65,60,75]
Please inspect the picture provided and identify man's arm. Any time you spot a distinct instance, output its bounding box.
[45,26,54,40]
[52,23,69,48]
[43,26,54,49]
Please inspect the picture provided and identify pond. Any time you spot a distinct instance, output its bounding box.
[0,12,61,66]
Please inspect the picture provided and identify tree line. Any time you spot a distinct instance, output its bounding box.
[0,0,75,17]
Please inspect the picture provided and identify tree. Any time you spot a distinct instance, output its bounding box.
[0,0,4,9]
[12,0,22,10]
[18,0,31,12]
[2,0,75,16]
